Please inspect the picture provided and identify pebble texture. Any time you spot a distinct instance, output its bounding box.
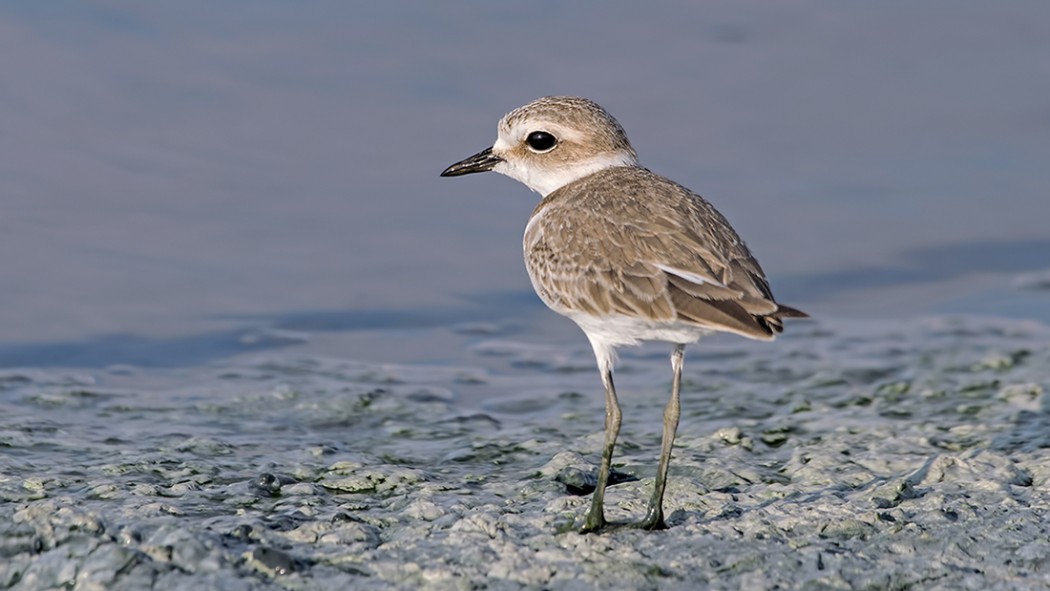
[1,316,1049,590]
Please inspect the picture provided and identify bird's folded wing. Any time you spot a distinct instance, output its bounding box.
[525,210,795,340]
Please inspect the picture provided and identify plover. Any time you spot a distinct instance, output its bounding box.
[441,96,806,532]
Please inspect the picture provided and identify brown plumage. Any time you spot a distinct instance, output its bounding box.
[441,96,806,533]
[524,165,805,342]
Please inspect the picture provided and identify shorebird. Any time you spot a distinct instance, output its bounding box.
[441,96,806,532]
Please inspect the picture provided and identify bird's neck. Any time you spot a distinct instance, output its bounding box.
[499,151,638,197]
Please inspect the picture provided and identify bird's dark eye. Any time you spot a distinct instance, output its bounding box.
[525,131,557,152]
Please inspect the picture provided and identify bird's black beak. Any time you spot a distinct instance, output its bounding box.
[440,147,503,177]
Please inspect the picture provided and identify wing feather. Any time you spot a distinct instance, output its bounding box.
[523,167,806,339]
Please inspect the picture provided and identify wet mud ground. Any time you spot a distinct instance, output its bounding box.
[2,316,1050,590]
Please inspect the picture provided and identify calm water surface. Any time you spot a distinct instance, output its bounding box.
[2,0,1049,370]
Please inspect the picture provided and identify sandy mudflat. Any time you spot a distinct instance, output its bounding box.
[1,316,1049,590]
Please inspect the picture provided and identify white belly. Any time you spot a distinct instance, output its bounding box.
[568,312,711,349]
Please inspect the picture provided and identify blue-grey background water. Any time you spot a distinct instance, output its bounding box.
[3,2,1050,589]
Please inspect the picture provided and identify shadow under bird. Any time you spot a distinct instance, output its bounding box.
[441,96,806,533]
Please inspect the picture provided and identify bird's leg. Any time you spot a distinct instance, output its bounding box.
[582,365,621,533]
[637,343,684,530]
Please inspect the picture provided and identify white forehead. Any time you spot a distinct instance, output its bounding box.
[484,97,639,196]
[492,116,587,153]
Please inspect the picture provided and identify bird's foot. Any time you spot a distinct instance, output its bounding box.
[632,507,667,531]
[579,511,607,534]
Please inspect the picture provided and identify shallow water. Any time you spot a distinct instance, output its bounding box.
[4,1,1050,355]
[3,2,1050,589]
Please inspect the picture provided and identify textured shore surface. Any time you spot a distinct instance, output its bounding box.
[2,316,1049,590]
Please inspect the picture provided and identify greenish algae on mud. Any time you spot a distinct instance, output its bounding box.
[1,316,1050,590]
